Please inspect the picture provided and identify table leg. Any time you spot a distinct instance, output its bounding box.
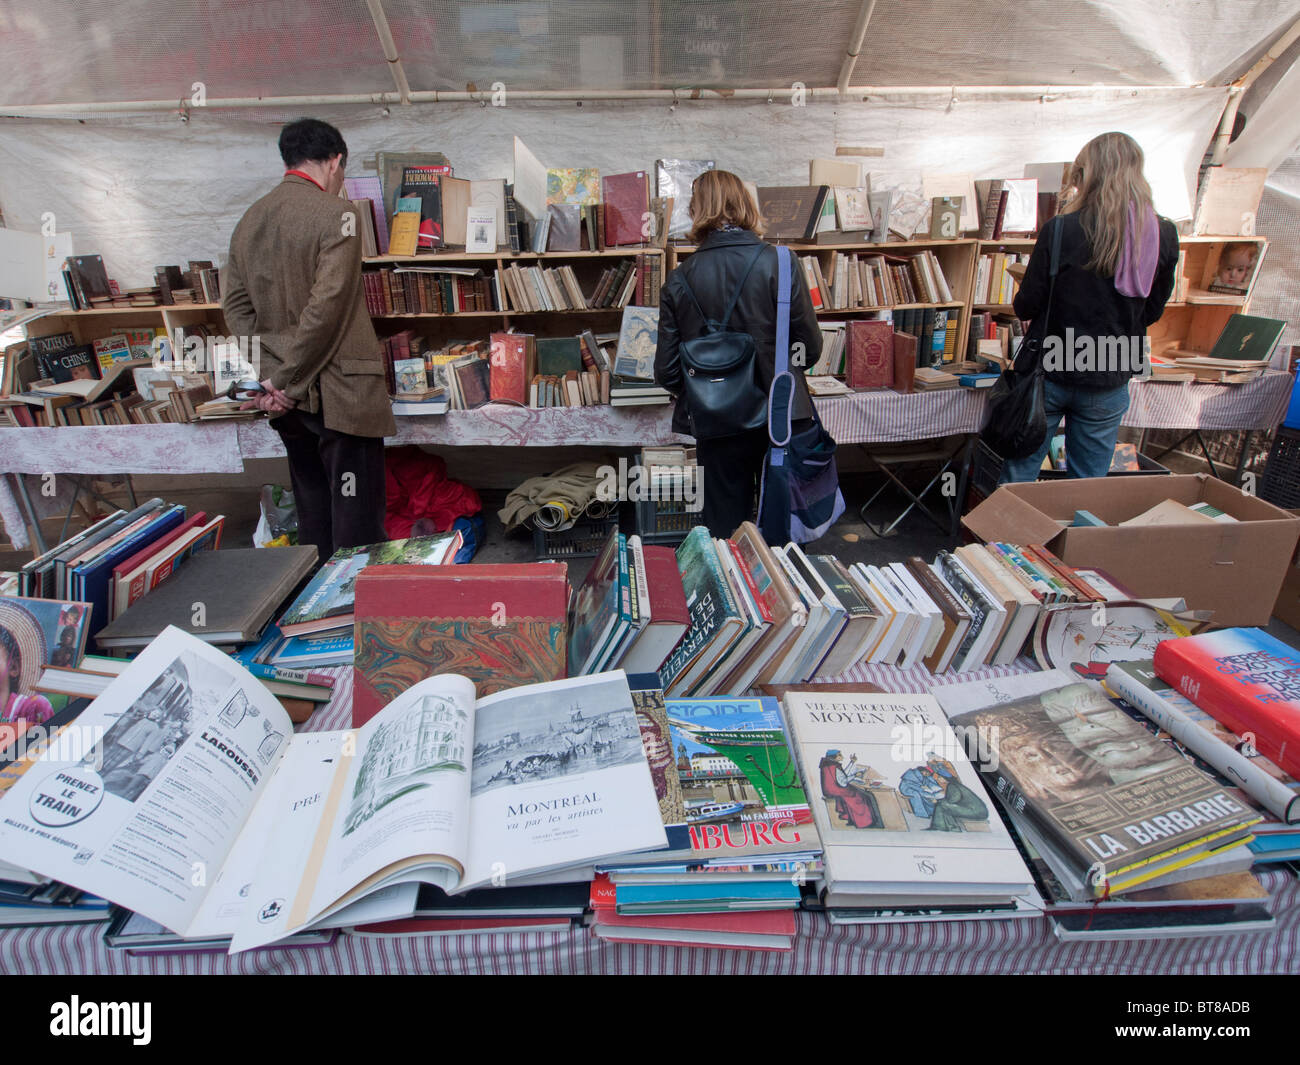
[7,473,47,555]
[1233,430,1255,487]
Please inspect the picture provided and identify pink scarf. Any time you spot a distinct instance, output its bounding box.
[1114,202,1159,298]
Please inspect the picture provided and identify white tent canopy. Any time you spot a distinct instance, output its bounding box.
[0,1,1297,339]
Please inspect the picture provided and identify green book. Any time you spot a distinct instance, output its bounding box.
[1208,313,1287,362]
[278,531,462,636]
[535,337,583,377]
[659,527,744,697]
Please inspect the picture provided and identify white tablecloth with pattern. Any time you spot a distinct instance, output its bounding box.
[2,660,1295,975]
[2,373,1293,550]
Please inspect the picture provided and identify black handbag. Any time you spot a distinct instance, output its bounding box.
[675,244,769,440]
[981,218,1063,460]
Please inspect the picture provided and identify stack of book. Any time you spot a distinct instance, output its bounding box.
[568,530,690,678]
[363,266,498,315]
[589,681,818,948]
[1105,654,1300,865]
[802,249,954,310]
[0,630,670,954]
[936,670,1271,940]
[975,250,1031,304]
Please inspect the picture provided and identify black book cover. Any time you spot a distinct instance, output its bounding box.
[400,167,444,251]
[46,343,101,383]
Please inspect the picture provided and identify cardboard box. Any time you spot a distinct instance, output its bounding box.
[1272,508,1300,631]
[963,474,1300,627]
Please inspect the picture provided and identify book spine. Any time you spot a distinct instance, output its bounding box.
[990,543,1058,603]
[1152,639,1300,782]
[1024,544,1104,603]
[241,659,336,689]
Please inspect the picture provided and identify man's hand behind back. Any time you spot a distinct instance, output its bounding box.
[241,379,298,415]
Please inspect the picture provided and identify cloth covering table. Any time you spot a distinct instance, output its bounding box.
[1,371,1293,549]
[1,660,1295,975]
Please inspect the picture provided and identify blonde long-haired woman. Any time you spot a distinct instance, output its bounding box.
[1000,132,1180,482]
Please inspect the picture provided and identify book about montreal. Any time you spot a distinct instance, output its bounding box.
[0,627,665,953]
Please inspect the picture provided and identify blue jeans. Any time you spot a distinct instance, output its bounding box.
[1000,380,1131,483]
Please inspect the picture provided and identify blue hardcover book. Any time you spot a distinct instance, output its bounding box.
[613,880,802,914]
[957,372,1000,388]
[73,504,187,639]
[269,628,354,668]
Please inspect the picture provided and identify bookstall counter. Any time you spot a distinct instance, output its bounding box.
[1,373,1293,550]
[2,661,1295,976]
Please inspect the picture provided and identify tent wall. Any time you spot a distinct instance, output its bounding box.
[0,90,1227,287]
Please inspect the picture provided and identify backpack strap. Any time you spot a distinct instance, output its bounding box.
[677,243,766,332]
[768,244,795,448]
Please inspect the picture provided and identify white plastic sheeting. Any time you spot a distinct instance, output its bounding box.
[0,89,1228,287]
[1250,155,1300,353]
[1,0,1299,106]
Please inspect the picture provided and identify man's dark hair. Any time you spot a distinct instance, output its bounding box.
[279,118,348,170]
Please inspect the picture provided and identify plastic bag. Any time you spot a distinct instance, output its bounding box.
[253,484,298,547]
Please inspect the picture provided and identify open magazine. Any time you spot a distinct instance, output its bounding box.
[0,627,665,953]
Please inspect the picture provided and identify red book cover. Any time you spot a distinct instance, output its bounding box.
[589,876,796,944]
[489,332,534,406]
[641,546,689,627]
[112,512,206,592]
[602,171,650,247]
[845,320,893,389]
[890,330,916,393]
[352,563,569,726]
[1153,628,1300,780]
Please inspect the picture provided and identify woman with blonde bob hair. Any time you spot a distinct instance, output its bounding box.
[655,170,822,535]
[1001,132,1179,482]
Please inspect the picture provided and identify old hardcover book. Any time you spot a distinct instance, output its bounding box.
[947,677,1260,897]
[845,320,893,389]
[535,337,583,377]
[451,358,491,409]
[756,186,829,242]
[352,563,569,725]
[489,332,536,406]
[95,546,317,650]
[890,331,917,393]
[439,176,472,247]
[603,171,650,247]
[545,203,582,252]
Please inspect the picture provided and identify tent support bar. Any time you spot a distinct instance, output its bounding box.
[0,83,1211,118]
[837,0,878,95]
[1210,14,1300,164]
[365,0,413,105]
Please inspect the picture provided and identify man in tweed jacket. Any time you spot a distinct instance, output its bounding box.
[223,118,395,561]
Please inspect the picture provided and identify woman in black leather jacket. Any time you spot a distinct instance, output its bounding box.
[654,170,823,537]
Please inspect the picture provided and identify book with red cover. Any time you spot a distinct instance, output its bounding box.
[1153,628,1300,780]
[845,320,893,389]
[351,563,569,726]
[110,512,208,611]
[618,545,690,674]
[890,331,917,393]
[1024,544,1106,604]
[489,332,535,406]
[602,171,650,247]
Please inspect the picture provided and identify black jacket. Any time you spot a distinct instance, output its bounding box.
[655,227,821,436]
[1013,210,1180,390]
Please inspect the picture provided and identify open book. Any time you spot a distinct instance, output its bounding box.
[0,627,666,953]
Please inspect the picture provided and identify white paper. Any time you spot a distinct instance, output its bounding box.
[512,136,548,223]
[0,627,292,936]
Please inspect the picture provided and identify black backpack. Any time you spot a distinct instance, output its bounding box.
[675,244,769,440]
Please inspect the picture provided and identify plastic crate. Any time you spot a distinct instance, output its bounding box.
[1260,426,1300,510]
[634,496,703,545]
[532,514,619,559]
[969,441,1005,499]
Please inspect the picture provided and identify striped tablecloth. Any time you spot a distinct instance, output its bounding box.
[3,661,1295,975]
